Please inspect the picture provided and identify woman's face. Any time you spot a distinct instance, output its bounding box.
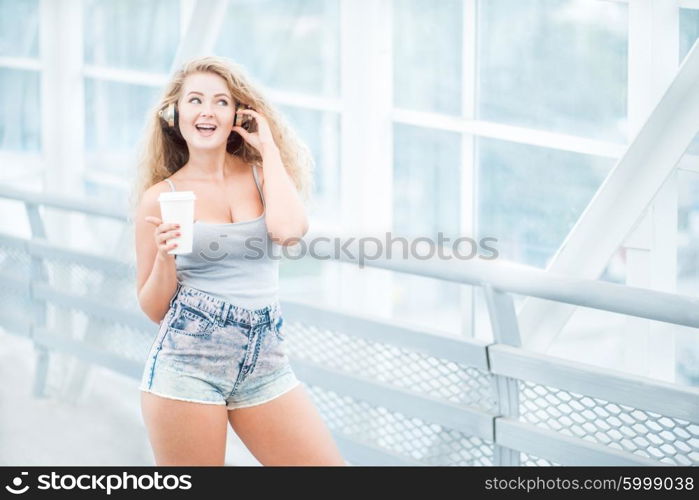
[177,71,236,151]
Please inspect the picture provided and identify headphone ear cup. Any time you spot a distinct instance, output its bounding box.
[159,102,177,128]
[233,103,240,128]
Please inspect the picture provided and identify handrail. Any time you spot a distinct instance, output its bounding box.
[306,234,699,329]
[0,186,128,220]
[1,185,698,329]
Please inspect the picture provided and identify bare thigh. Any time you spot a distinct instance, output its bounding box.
[227,384,346,466]
[141,391,229,466]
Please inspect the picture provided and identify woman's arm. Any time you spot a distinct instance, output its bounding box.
[134,184,180,323]
[259,144,309,245]
[233,109,309,246]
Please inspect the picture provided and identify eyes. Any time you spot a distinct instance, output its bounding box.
[188,96,229,106]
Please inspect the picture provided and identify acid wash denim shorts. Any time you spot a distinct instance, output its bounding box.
[139,283,300,409]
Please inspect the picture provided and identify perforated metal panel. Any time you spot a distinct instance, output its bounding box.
[43,257,138,308]
[44,305,152,362]
[0,242,32,332]
[306,384,494,465]
[519,380,699,465]
[282,320,497,465]
[520,452,559,466]
[0,242,30,281]
[283,321,497,412]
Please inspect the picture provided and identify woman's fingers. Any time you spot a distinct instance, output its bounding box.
[145,216,179,234]
[232,126,251,141]
[157,228,180,245]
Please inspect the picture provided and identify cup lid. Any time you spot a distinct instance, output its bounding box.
[158,191,196,202]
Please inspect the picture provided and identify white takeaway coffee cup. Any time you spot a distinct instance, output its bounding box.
[157,191,196,255]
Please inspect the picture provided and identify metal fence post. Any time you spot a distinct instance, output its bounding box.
[25,203,50,398]
[483,283,522,466]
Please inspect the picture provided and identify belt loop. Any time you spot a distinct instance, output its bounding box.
[220,302,231,326]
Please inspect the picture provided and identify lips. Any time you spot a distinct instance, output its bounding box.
[195,124,217,137]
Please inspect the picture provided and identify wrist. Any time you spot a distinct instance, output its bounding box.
[156,251,175,265]
[260,142,280,159]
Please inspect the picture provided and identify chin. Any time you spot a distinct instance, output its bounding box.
[186,138,228,151]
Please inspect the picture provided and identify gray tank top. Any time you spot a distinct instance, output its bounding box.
[165,164,279,310]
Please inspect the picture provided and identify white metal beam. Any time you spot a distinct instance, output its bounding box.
[391,109,626,159]
[461,0,477,339]
[82,65,167,87]
[623,0,678,381]
[677,153,699,172]
[40,0,86,401]
[339,0,393,317]
[517,38,699,353]
[264,88,342,113]
[171,0,229,70]
[40,0,84,192]
[0,56,42,71]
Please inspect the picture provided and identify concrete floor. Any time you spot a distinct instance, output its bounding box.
[0,328,260,466]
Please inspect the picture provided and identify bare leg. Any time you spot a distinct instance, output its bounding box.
[227,384,346,466]
[140,391,229,465]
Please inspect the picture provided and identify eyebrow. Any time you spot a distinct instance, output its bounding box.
[186,91,231,99]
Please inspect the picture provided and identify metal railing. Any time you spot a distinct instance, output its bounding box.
[1,185,698,466]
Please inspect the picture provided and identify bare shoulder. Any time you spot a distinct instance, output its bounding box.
[137,180,173,217]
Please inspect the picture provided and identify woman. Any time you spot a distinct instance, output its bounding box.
[129,55,345,466]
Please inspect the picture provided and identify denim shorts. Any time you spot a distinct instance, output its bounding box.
[139,283,300,409]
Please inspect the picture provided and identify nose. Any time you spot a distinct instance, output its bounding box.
[198,100,215,116]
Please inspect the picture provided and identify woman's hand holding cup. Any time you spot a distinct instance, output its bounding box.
[145,216,180,261]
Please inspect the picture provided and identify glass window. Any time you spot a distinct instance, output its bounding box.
[277,105,340,224]
[478,137,614,268]
[676,168,699,387]
[0,0,39,58]
[393,0,462,116]
[678,168,699,296]
[215,0,340,97]
[393,123,461,240]
[83,0,179,72]
[392,124,462,333]
[84,78,159,153]
[680,8,699,63]
[0,68,40,151]
[478,0,628,142]
[392,273,464,336]
[680,10,699,156]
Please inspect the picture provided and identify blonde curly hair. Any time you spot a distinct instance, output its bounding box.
[128,55,314,220]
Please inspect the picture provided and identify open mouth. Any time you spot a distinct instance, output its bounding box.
[195,124,217,137]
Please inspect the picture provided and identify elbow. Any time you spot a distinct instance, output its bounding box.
[138,294,166,325]
[138,302,159,324]
[146,310,164,325]
[268,219,309,246]
[269,232,304,246]
[144,308,166,325]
